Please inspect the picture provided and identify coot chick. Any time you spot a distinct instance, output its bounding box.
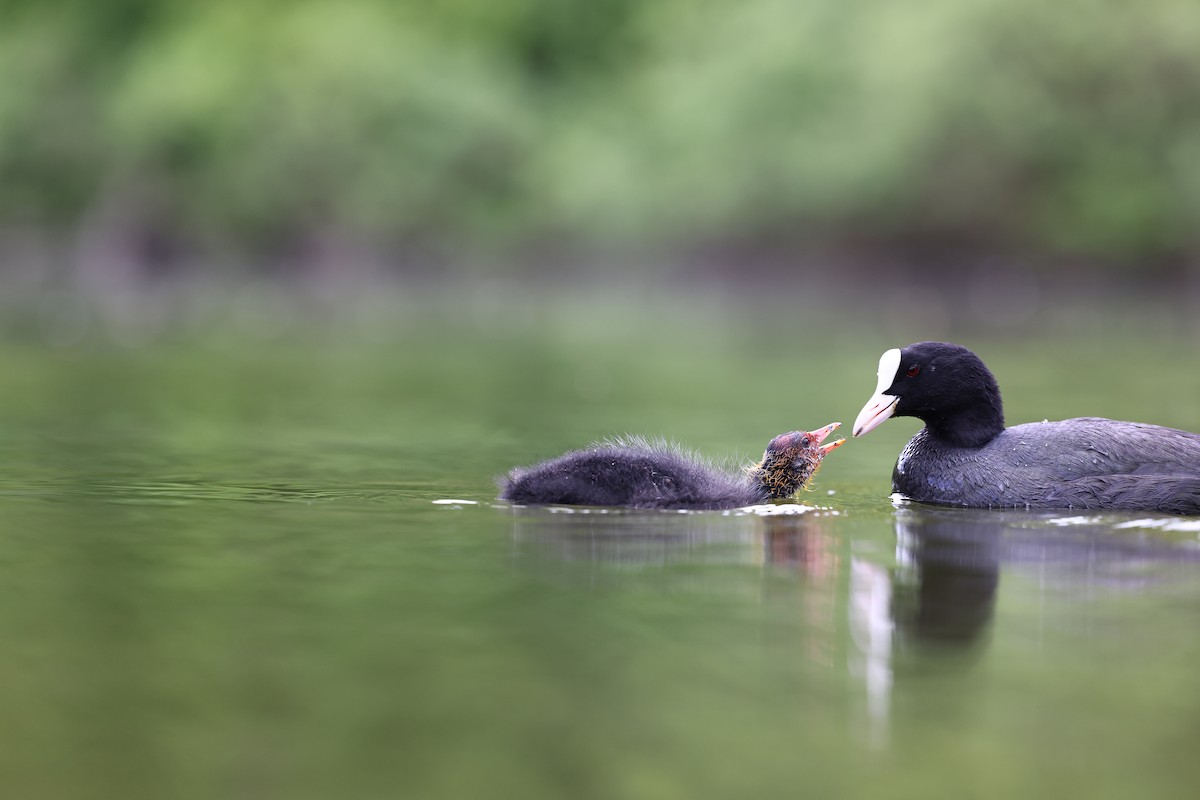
[500,423,845,510]
[853,341,1200,515]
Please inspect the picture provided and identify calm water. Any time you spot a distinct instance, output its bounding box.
[1,307,1199,799]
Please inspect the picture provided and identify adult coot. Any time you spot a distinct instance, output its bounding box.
[501,423,844,510]
[852,341,1200,514]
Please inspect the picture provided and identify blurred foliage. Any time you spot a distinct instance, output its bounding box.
[1,0,1199,266]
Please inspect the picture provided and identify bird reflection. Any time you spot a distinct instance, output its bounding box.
[503,500,1200,751]
[761,514,839,578]
[506,505,844,589]
[891,505,1001,651]
[505,506,766,572]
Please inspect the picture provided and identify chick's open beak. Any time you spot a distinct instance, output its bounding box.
[809,421,846,454]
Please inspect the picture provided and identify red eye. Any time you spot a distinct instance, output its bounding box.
[906,366,920,378]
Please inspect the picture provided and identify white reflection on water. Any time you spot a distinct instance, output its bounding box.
[848,558,893,749]
[1051,514,1200,535]
[489,500,831,517]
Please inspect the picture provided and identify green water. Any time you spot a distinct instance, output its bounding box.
[2,304,1199,799]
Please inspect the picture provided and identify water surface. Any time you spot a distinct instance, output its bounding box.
[1,314,1198,799]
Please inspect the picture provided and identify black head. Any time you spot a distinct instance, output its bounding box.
[853,341,1005,448]
[754,422,844,499]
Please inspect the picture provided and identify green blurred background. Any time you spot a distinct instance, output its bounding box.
[3,0,1200,322]
[5,8,1200,798]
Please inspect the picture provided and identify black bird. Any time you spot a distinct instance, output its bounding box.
[852,341,1200,515]
[500,423,844,510]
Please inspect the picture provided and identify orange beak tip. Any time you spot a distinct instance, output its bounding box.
[820,438,847,454]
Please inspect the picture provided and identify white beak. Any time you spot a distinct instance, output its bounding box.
[853,393,898,437]
[853,348,902,438]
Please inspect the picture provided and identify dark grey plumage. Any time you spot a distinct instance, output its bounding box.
[500,429,842,511]
[856,342,1200,515]
[894,419,1200,514]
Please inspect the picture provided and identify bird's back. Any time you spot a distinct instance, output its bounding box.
[500,439,758,510]
[894,418,1200,513]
